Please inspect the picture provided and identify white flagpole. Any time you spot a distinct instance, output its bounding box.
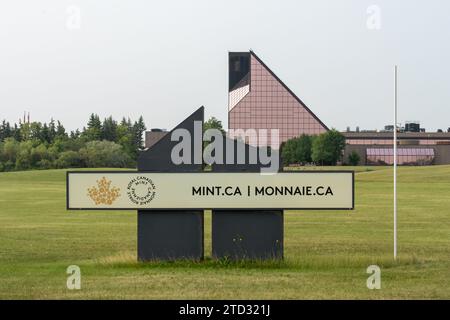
[394,65,398,260]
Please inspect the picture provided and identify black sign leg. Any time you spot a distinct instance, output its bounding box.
[212,210,283,260]
[137,210,203,261]
[211,139,284,260]
[136,107,205,262]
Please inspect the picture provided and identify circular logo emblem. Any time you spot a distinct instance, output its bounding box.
[127,176,156,205]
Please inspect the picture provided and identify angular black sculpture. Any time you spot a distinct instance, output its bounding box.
[136,106,283,261]
[211,136,284,260]
[137,107,204,261]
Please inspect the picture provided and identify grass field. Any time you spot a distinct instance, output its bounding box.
[0,166,449,299]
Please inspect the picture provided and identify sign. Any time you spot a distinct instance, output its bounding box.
[67,171,354,210]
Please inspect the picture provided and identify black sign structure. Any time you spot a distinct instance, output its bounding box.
[136,107,204,261]
[67,107,354,261]
[137,107,353,260]
[211,137,284,259]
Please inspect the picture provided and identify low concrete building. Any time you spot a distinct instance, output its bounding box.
[343,132,450,165]
[145,129,168,149]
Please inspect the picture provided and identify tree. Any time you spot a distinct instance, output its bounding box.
[297,135,314,163]
[15,141,34,170]
[117,118,133,157]
[41,123,51,144]
[30,144,51,167]
[1,160,15,172]
[132,116,146,150]
[281,134,313,165]
[102,116,118,142]
[203,116,225,151]
[348,151,361,166]
[29,122,43,141]
[70,129,81,140]
[204,117,225,135]
[55,151,82,168]
[84,114,102,141]
[79,140,133,168]
[12,124,21,141]
[56,121,67,139]
[281,140,294,165]
[48,118,57,143]
[19,122,31,141]
[0,120,12,141]
[0,114,145,171]
[118,116,147,159]
[311,129,346,165]
[1,138,19,163]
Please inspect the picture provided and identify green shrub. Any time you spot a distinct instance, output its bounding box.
[79,140,133,168]
[348,151,361,166]
[55,151,82,168]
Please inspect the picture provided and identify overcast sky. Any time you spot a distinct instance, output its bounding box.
[1,0,449,132]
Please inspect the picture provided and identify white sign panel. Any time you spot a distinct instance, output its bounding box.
[67,171,354,210]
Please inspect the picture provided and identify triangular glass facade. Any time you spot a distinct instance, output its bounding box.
[228,51,328,148]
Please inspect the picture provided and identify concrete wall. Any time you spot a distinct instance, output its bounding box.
[434,145,450,164]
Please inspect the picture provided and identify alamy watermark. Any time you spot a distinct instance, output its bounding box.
[366,5,382,30]
[170,121,280,174]
[366,265,381,289]
[66,265,81,290]
[66,5,81,30]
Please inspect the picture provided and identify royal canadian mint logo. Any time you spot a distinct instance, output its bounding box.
[127,176,156,205]
[87,177,121,205]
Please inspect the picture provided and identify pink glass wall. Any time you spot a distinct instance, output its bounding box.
[366,148,435,165]
[228,55,327,148]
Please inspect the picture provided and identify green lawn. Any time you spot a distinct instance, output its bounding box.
[0,166,449,299]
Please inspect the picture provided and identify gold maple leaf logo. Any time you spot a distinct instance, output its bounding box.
[87,177,120,205]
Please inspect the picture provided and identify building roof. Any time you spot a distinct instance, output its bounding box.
[343,132,450,139]
[249,50,329,131]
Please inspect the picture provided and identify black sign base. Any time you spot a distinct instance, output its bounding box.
[137,210,204,261]
[212,210,283,260]
[136,107,204,261]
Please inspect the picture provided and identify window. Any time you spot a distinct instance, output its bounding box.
[366,148,434,165]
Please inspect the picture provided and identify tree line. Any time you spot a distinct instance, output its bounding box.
[281,129,358,166]
[0,114,357,171]
[0,114,146,172]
